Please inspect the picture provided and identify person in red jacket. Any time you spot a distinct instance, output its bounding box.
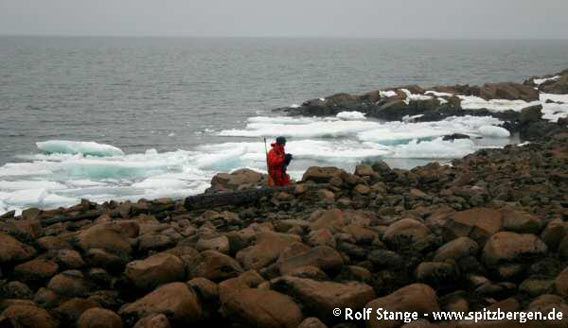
[267,136,293,186]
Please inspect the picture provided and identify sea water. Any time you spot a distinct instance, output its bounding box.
[1,37,568,213]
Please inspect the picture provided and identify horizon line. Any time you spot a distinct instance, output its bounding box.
[1,33,568,41]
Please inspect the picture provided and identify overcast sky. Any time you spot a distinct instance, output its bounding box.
[1,0,567,39]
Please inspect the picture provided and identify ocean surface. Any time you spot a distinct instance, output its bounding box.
[1,36,568,214]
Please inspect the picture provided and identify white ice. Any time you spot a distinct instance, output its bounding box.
[336,111,367,120]
[37,140,125,157]
[478,125,511,138]
[459,96,541,113]
[534,75,560,85]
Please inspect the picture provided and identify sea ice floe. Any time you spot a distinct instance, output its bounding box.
[533,75,560,85]
[478,125,511,138]
[37,140,125,157]
[336,111,366,120]
[459,96,541,112]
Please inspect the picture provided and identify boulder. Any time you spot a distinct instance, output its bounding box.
[479,82,539,101]
[221,288,303,328]
[119,282,202,326]
[1,281,33,299]
[77,223,133,255]
[383,218,433,252]
[189,250,244,282]
[501,209,542,234]
[133,314,170,328]
[482,232,548,266]
[53,298,99,323]
[443,208,503,244]
[277,246,344,275]
[0,232,36,263]
[298,317,328,328]
[195,235,230,254]
[209,168,266,192]
[0,305,58,328]
[272,277,375,322]
[365,284,439,328]
[540,219,566,251]
[47,270,90,298]
[14,259,59,283]
[78,308,123,328]
[55,249,86,269]
[236,231,301,270]
[302,167,348,184]
[125,253,186,291]
[554,267,568,298]
[309,208,346,232]
[415,262,459,286]
[433,237,479,262]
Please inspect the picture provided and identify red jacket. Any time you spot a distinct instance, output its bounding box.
[267,143,291,186]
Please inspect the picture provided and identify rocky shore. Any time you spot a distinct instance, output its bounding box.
[277,69,568,141]
[0,127,566,327]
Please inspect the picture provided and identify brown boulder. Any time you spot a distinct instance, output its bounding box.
[278,246,344,275]
[501,209,542,234]
[221,288,303,328]
[433,237,479,262]
[443,208,503,244]
[78,308,123,328]
[53,298,99,323]
[272,276,375,322]
[479,82,539,101]
[14,259,59,282]
[365,284,439,328]
[0,232,36,263]
[125,253,186,291]
[189,250,243,282]
[47,270,90,298]
[309,208,346,232]
[383,218,432,251]
[482,232,547,266]
[119,282,202,325]
[77,223,133,255]
[236,231,301,270]
[133,314,170,328]
[302,167,348,184]
[0,305,58,328]
[195,235,230,254]
[540,218,566,251]
[555,267,568,298]
[209,168,266,191]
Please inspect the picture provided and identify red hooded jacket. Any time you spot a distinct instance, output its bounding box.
[267,143,291,186]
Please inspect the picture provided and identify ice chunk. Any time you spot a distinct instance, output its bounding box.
[534,75,560,85]
[478,125,511,138]
[392,138,476,159]
[425,90,454,97]
[380,90,398,98]
[37,140,125,157]
[290,104,301,108]
[336,111,366,120]
[459,96,541,112]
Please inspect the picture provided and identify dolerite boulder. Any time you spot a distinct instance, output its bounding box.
[208,168,267,192]
[236,231,301,270]
[277,246,344,276]
[119,282,202,326]
[0,232,36,263]
[47,270,91,298]
[482,232,548,267]
[382,218,433,252]
[365,284,439,328]
[14,258,59,283]
[302,167,349,184]
[272,276,375,323]
[124,253,186,291]
[77,308,123,328]
[189,250,244,281]
[220,288,303,328]
[442,208,503,245]
[479,82,539,101]
[76,222,136,255]
[0,304,59,328]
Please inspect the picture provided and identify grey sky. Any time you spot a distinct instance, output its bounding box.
[1,0,567,39]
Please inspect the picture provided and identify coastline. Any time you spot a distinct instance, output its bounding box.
[0,70,567,327]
